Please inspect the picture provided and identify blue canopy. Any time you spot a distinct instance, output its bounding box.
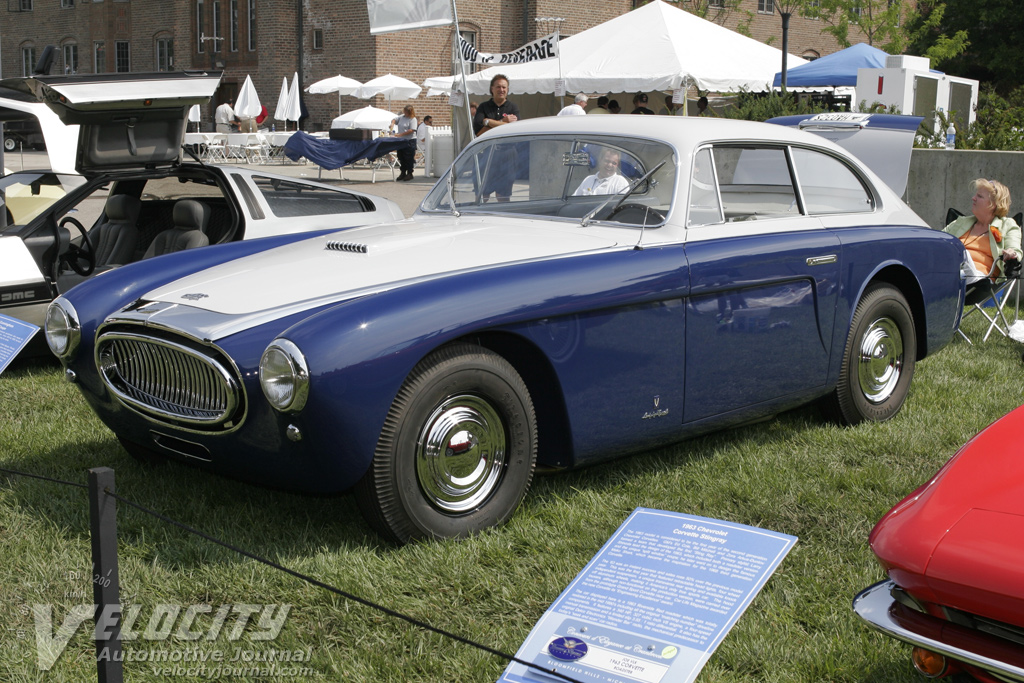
[773,43,888,88]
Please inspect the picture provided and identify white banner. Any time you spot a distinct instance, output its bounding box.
[458,32,560,65]
[365,0,453,35]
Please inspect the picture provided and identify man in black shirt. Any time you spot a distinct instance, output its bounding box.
[630,92,654,115]
[474,74,520,135]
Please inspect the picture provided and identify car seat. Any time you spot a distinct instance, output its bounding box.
[143,200,211,259]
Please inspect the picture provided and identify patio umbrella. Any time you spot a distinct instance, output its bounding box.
[307,75,363,116]
[331,105,399,130]
[281,72,302,130]
[234,74,262,120]
[355,73,421,112]
[274,76,290,122]
[188,104,202,132]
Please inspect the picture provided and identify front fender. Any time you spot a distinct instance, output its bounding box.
[275,245,689,485]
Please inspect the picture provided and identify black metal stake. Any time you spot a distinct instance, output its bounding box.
[88,467,123,683]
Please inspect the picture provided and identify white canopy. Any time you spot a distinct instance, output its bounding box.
[233,74,262,120]
[331,105,399,130]
[425,0,806,96]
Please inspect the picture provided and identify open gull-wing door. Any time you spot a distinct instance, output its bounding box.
[1,71,222,174]
[767,113,923,197]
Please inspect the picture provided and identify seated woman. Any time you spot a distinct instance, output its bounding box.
[944,178,1021,284]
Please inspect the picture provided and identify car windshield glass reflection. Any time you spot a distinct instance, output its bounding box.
[423,135,675,227]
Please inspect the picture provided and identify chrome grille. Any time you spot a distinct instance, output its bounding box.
[97,332,241,428]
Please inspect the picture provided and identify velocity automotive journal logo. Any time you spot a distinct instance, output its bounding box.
[31,601,294,670]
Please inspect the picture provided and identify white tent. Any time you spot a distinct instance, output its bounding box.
[425,0,806,97]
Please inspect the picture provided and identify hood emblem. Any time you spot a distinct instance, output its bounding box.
[181,293,209,301]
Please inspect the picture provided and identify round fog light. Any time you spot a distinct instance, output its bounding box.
[44,298,81,360]
[259,339,309,413]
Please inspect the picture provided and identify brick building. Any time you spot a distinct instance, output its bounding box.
[1,0,866,131]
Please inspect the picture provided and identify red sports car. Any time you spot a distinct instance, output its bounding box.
[854,405,1024,682]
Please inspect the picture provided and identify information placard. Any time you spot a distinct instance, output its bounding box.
[498,508,797,683]
[0,313,40,374]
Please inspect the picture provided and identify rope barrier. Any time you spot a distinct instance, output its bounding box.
[0,465,582,683]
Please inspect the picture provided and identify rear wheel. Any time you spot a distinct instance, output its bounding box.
[355,344,537,544]
[822,284,916,425]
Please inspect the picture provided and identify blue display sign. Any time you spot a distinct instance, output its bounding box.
[0,313,39,374]
[497,508,797,683]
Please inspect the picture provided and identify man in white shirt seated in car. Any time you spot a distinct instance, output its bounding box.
[573,147,631,196]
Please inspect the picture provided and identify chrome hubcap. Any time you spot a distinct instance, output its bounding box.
[857,316,903,404]
[416,394,507,513]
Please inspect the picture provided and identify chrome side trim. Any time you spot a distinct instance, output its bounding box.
[853,580,1024,682]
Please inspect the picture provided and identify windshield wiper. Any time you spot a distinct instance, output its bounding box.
[580,160,667,227]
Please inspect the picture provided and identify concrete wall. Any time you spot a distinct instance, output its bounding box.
[906,148,1024,230]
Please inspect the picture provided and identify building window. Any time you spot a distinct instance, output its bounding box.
[247,0,256,51]
[312,29,323,50]
[94,41,106,73]
[229,0,238,52]
[115,40,130,72]
[709,0,725,7]
[156,38,174,71]
[63,44,78,74]
[61,0,74,7]
[758,0,774,14]
[802,50,820,61]
[19,0,33,10]
[212,0,222,52]
[197,0,205,52]
[21,47,36,77]
[457,30,477,74]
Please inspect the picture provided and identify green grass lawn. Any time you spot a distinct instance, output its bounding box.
[2,312,1021,682]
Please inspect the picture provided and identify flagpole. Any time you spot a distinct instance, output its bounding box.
[450,0,474,146]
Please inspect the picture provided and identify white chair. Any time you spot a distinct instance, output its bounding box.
[201,133,228,163]
[225,133,251,162]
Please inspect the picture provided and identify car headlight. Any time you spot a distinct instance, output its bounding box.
[259,339,309,413]
[44,297,81,360]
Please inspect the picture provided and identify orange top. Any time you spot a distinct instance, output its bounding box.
[961,230,995,276]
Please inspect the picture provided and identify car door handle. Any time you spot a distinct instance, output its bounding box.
[807,255,837,266]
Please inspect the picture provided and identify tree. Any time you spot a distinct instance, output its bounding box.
[902,3,969,72]
[804,0,907,53]
[919,0,1022,91]
[676,0,754,35]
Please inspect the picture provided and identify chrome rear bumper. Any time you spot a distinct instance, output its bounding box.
[853,580,1024,682]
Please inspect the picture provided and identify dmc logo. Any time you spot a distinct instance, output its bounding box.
[1,290,38,303]
[180,293,209,301]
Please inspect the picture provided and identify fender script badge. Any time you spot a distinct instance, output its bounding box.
[181,293,209,301]
[642,395,669,420]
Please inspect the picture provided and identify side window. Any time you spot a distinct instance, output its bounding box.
[712,146,798,222]
[791,148,873,214]
[687,147,722,226]
[251,177,371,217]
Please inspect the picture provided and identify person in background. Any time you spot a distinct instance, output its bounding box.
[608,99,621,114]
[557,93,589,116]
[470,102,478,120]
[474,75,519,135]
[630,92,654,115]
[392,104,418,182]
[573,147,630,196]
[659,95,678,116]
[255,105,269,128]
[590,96,611,115]
[697,96,715,116]
[416,115,433,151]
[215,101,236,133]
[944,178,1021,283]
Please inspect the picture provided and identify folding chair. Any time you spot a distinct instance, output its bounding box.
[951,207,1024,343]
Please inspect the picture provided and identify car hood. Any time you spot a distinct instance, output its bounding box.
[142,215,623,318]
[870,404,1024,625]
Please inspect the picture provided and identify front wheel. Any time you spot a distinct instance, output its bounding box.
[822,284,916,425]
[355,344,537,544]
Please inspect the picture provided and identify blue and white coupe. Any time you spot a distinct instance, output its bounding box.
[45,115,965,543]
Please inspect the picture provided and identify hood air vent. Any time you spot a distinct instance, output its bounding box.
[325,241,369,254]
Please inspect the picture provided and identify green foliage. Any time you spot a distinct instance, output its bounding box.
[950,86,1024,151]
[922,0,1024,91]
[902,2,970,71]
[721,91,828,121]
[803,0,906,52]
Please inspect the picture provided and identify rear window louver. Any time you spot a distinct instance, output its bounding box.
[325,241,369,254]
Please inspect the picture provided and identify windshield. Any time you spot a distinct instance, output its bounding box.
[1,172,86,227]
[422,135,676,226]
